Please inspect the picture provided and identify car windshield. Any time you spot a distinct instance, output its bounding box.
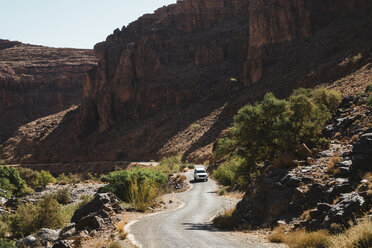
[196,169,206,173]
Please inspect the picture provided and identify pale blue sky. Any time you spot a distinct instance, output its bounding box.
[0,0,176,49]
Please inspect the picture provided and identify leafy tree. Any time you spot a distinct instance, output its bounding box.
[38,170,56,188]
[0,166,27,197]
[214,88,341,187]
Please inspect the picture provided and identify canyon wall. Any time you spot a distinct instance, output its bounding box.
[76,0,371,136]
[2,0,370,163]
[0,40,97,142]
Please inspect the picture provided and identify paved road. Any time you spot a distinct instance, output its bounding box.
[128,171,273,248]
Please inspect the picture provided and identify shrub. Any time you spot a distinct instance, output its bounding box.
[330,218,372,248]
[102,168,167,202]
[0,166,27,197]
[8,194,64,238]
[38,170,56,188]
[57,173,81,185]
[17,167,40,189]
[157,155,184,173]
[214,156,246,187]
[267,225,286,243]
[0,220,9,238]
[0,239,16,248]
[54,188,71,205]
[187,164,195,169]
[366,85,372,107]
[128,177,158,212]
[212,207,238,230]
[108,242,122,248]
[285,230,331,248]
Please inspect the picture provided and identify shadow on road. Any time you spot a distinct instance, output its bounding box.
[181,222,219,232]
[189,179,208,184]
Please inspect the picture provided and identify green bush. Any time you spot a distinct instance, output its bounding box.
[0,166,27,197]
[17,167,40,189]
[0,239,16,248]
[214,156,246,187]
[8,194,64,238]
[157,155,184,173]
[102,168,167,202]
[54,188,71,205]
[38,170,56,188]
[57,173,81,185]
[0,219,9,238]
[214,88,341,186]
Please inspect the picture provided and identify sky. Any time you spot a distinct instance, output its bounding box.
[0,0,176,49]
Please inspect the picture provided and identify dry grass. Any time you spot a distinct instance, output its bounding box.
[108,241,122,248]
[300,209,313,221]
[327,156,342,176]
[116,218,128,240]
[351,134,359,142]
[212,207,238,230]
[285,229,331,248]
[330,218,372,248]
[267,225,286,243]
[128,177,158,212]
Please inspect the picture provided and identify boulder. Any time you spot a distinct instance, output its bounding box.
[351,130,372,172]
[36,228,60,243]
[75,214,104,231]
[324,192,365,228]
[16,235,37,247]
[71,193,123,224]
[53,241,72,248]
[60,223,76,239]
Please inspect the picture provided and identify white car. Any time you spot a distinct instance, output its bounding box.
[194,168,208,182]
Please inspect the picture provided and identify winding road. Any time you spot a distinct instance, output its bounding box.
[128,171,279,248]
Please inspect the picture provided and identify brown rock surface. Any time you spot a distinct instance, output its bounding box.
[0,39,97,142]
[1,0,372,164]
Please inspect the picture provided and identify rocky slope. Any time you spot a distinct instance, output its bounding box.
[233,88,372,230]
[1,0,372,164]
[0,39,97,143]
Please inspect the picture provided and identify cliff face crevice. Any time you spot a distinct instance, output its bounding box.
[0,40,97,142]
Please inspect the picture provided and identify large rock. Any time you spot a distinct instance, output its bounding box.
[351,129,372,172]
[52,241,72,248]
[71,193,123,231]
[36,228,60,243]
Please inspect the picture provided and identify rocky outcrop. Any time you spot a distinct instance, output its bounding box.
[233,94,372,230]
[71,193,123,231]
[0,39,97,143]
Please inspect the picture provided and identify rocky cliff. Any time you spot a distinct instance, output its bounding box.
[2,0,371,163]
[0,40,97,142]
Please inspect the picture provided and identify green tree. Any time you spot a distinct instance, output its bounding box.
[17,167,40,189]
[214,88,341,187]
[38,170,56,188]
[0,166,27,197]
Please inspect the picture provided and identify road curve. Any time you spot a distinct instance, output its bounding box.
[128,171,272,248]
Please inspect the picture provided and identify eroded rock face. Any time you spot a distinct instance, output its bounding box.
[0,39,97,142]
[75,0,371,138]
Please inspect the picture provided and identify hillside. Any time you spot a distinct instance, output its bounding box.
[0,40,97,143]
[1,0,371,164]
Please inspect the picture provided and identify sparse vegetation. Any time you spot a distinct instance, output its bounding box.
[157,155,184,173]
[0,239,16,248]
[267,225,286,243]
[366,84,372,107]
[108,241,122,248]
[54,188,71,205]
[7,194,64,238]
[191,123,201,130]
[57,173,81,185]
[38,170,56,188]
[101,168,167,204]
[212,207,238,230]
[285,230,331,248]
[128,176,158,212]
[214,88,341,187]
